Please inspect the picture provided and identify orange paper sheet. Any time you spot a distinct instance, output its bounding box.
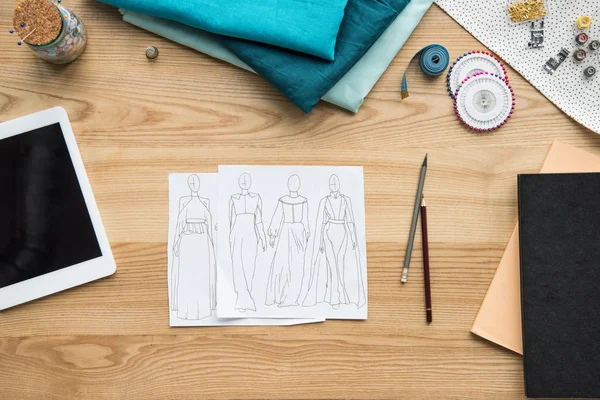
[471,140,600,354]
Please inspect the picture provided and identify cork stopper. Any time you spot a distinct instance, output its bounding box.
[13,0,63,46]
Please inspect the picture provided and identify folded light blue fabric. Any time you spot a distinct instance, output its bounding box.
[325,0,434,111]
[221,0,409,113]
[121,0,433,112]
[100,0,348,60]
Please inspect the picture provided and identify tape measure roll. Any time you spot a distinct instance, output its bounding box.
[401,44,450,99]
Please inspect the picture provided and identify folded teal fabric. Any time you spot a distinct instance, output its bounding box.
[221,0,409,113]
[120,0,433,112]
[100,0,347,60]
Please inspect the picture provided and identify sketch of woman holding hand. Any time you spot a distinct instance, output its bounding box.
[265,174,310,307]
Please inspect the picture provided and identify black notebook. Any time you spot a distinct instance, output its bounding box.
[518,173,600,399]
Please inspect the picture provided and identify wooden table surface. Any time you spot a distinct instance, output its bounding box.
[2,1,600,399]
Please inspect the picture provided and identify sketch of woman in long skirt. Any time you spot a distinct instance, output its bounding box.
[265,175,310,307]
[229,173,267,311]
[302,175,366,309]
[172,175,217,320]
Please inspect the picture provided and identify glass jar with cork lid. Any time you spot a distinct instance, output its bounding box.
[13,0,87,64]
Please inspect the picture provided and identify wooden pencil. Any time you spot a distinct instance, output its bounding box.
[401,154,427,283]
[420,197,432,323]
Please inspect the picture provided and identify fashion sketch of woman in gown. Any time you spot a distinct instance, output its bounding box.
[229,173,267,311]
[171,174,217,320]
[265,174,310,307]
[302,174,366,309]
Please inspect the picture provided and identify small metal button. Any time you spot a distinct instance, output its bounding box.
[584,66,596,78]
[574,49,587,61]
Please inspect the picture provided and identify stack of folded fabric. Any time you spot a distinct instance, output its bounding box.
[99,0,434,113]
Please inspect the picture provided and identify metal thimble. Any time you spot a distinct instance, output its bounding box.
[145,46,159,60]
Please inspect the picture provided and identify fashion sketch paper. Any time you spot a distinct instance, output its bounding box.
[168,173,323,327]
[216,166,368,320]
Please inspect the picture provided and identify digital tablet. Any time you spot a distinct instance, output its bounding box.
[0,107,116,310]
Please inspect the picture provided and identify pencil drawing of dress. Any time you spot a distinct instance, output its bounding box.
[303,193,366,308]
[266,196,309,307]
[229,193,265,311]
[173,196,216,320]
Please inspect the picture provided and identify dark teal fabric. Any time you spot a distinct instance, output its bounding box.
[221,0,410,113]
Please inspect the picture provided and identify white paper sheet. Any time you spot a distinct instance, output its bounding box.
[217,166,368,320]
[168,173,323,326]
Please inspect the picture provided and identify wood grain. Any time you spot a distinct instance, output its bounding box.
[1,1,600,399]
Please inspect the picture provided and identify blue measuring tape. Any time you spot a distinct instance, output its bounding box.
[401,44,450,99]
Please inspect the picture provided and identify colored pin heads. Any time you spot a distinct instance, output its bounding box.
[453,72,515,133]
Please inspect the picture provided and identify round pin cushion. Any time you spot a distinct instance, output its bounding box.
[446,51,508,99]
[453,72,515,133]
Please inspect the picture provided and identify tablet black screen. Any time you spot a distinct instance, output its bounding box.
[0,123,102,289]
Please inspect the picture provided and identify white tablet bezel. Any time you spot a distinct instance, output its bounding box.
[0,107,116,310]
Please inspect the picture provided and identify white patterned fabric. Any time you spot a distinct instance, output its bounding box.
[435,0,600,133]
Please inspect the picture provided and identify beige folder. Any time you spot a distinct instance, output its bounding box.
[471,140,600,354]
